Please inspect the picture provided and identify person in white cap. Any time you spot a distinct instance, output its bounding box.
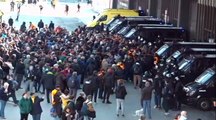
[179,111,187,120]
[0,82,10,119]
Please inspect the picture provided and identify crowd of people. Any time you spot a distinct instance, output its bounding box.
[0,13,205,120]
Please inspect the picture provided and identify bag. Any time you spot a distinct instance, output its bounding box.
[88,110,96,118]
[133,65,141,74]
[12,80,19,90]
[50,107,57,117]
[81,102,89,116]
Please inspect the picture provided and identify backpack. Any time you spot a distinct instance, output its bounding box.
[68,76,76,88]
[133,65,141,74]
[12,80,19,90]
[50,107,57,117]
[81,102,89,116]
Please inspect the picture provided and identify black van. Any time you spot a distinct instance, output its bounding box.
[117,24,173,36]
[167,54,216,85]
[183,66,216,110]
[109,17,163,34]
[155,42,216,61]
[105,16,153,32]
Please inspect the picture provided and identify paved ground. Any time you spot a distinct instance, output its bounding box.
[1,1,98,31]
[1,1,216,120]
[5,81,216,120]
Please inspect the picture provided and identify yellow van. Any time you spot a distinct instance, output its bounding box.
[87,9,139,28]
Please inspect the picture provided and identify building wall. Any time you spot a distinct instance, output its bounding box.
[112,0,216,42]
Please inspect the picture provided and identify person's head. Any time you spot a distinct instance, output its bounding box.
[23,92,30,99]
[181,111,187,118]
[3,82,9,89]
[86,95,92,100]
[139,115,145,120]
[79,92,85,97]
[145,81,151,87]
[72,71,77,76]
[29,65,34,71]
[55,85,61,91]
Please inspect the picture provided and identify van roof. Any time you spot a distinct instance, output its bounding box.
[103,9,137,12]
[137,24,173,27]
[142,26,184,29]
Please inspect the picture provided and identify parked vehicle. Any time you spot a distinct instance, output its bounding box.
[109,17,164,34]
[125,26,186,42]
[117,23,173,36]
[163,53,216,85]
[87,9,139,28]
[155,42,216,61]
[105,16,153,32]
[183,66,216,110]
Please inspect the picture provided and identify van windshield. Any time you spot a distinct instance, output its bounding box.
[156,44,169,56]
[118,27,129,34]
[178,58,193,71]
[108,19,120,30]
[195,69,215,85]
[166,51,181,63]
[110,21,123,31]
[125,28,136,38]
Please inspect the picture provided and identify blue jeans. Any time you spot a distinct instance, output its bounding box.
[32,114,41,120]
[0,100,7,118]
[154,94,161,107]
[143,100,151,119]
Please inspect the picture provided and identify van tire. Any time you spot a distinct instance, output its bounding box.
[197,99,212,111]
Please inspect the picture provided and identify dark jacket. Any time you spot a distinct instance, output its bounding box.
[90,75,99,90]
[0,88,10,101]
[104,72,114,88]
[115,85,127,99]
[15,62,25,75]
[42,71,55,89]
[153,77,163,95]
[30,96,44,115]
[83,79,93,96]
[141,86,154,101]
[75,96,85,111]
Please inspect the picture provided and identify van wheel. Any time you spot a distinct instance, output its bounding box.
[197,99,212,111]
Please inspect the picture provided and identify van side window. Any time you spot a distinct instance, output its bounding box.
[98,15,108,22]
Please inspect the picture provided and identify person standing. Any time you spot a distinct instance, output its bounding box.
[162,79,174,115]
[16,2,21,21]
[141,81,154,120]
[30,93,44,120]
[39,5,43,14]
[51,86,62,119]
[65,4,69,15]
[24,64,36,94]
[90,71,100,103]
[41,69,55,103]
[18,92,33,120]
[75,92,86,119]
[49,21,55,31]
[10,1,15,12]
[14,59,25,89]
[77,3,80,12]
[37,19,44,30]
[153,75,163,109]
[7,75,19,106]
[115,79,127,117]
[8,17,14,27]
[132,62,143,89]
[67,71,79,99]
[103,68,114,104]
[0,82,10,119]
